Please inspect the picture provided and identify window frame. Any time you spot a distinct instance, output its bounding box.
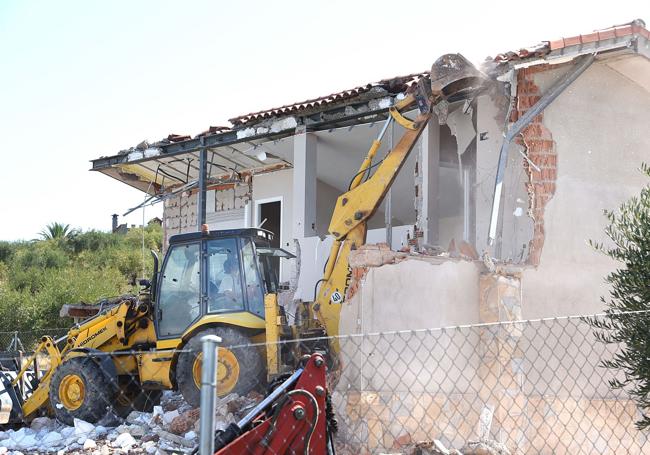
[205,237,246,315]
[154,239,203,340]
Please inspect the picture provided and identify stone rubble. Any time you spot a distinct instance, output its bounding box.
[0,390,258,454]
[341,438,512,455]
[408,439,512,455]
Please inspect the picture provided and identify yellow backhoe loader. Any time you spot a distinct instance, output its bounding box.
[0,54,485,426]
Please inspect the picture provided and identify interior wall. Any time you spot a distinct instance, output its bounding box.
[252,169,294,282]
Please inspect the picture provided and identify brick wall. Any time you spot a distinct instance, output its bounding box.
[512,65,558,266]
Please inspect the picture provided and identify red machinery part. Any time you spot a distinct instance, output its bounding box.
[215,354,328,454]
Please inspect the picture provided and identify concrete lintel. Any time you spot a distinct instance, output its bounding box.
[292,131,317,238]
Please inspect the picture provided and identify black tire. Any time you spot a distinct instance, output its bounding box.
[176,326,264,408]
[113,378,163,417]
[49,357,115,426]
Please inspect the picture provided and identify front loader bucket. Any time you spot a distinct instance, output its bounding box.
[430,53,487,100]
[0,371,24,425]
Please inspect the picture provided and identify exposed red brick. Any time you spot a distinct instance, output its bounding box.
[346,266,368,300]
[528,150,557,166]
[517,79,538,93]
[517,95,541,110]
[516,66,558,266]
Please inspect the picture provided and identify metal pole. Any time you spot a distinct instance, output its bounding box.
[197,142,208,230]
[199,334,221,455]
[385,120,393,247]
[487,54,595,246]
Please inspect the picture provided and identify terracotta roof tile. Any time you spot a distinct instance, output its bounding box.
[228,71,428,126]
[496,19,648,63]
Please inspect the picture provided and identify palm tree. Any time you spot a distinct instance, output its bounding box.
[39,222,77,240]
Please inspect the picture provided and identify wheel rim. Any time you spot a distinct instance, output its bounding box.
[59,374,85,410]
[192,348,240,396]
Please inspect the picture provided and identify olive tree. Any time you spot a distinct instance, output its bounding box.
[588,164,650,429]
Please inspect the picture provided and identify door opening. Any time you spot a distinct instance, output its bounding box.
[257,200,282,278]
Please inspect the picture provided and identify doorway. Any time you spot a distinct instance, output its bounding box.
[255,198,282,278]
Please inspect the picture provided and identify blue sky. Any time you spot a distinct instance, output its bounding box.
[0,0,647,240]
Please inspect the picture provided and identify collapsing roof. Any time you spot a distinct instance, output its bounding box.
[91,72,431,199]
[91,19,650,205]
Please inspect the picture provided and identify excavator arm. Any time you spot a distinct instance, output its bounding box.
[311,54,487,343]
[313,83,434,342]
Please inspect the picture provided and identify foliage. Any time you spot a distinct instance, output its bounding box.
[39,222,78,241]
[0,222,162,339]
[588,164,650,429]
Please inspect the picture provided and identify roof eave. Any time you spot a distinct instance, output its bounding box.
[495,33,649,74]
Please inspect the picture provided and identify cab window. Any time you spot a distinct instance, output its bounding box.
[158,242,200,337]
[207,238,244,313]
[242,238,264,317]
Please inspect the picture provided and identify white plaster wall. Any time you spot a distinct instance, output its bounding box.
[252,169,294,283]
[340,259,481,334]
[522,57,650,318]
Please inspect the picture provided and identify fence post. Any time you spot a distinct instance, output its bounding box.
[199,335,221,455]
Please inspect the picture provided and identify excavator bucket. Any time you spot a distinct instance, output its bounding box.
[430,53,487,100]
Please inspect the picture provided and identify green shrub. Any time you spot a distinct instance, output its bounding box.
[0,221,162,332]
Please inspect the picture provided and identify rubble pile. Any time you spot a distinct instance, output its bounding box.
[0,391,258,454]
[336,438,511,455]
[398,439,511,455]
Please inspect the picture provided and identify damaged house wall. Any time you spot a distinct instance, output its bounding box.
[162,180,252,250]
[520,56,650,318]
[335,52,650,453]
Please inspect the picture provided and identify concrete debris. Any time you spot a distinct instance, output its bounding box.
[161,409,180,425]
[348,243,408,268]
[459,440,511,455]
[236,127,256,139]
[269,116,297,133]
[168,408,199,435]
[396,439,511,455]
[1,391,257,454]
[112,432,137,449]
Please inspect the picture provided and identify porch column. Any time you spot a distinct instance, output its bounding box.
[292,126,317,238]
[417,118,440,247]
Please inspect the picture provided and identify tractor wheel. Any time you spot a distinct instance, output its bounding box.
[49,357,115,426]
[176,327,264,407]
[113,378,163,417]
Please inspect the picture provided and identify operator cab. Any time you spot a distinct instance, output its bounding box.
[151,228,294,339]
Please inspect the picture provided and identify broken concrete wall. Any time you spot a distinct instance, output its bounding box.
[475,94,533,261]
[340,256,481,335]
[163,190,197,251]
[162,181,252,250]
[520,57,650,318]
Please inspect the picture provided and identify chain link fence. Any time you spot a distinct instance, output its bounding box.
[0,313,648,454]
[330,314,648,454]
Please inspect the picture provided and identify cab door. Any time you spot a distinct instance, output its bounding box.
[156,241,202,338]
